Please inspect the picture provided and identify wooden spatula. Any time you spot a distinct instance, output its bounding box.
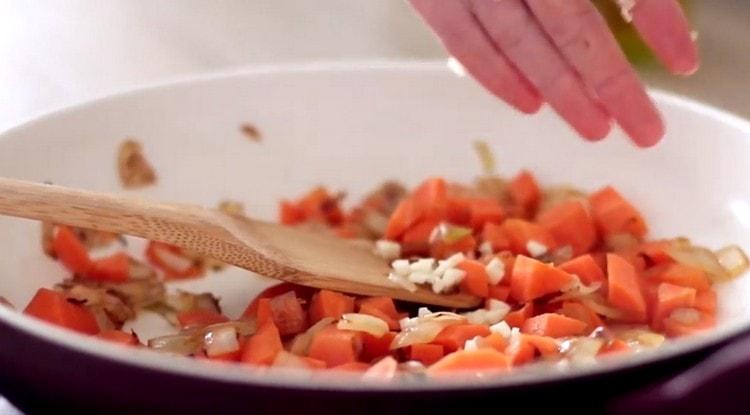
[0,178,479,308]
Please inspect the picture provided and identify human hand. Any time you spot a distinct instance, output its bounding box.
[410,0,699,147]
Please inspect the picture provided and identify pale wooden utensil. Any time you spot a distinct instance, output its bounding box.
[0,178,479,308]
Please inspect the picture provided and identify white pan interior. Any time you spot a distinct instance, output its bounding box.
[0,61,749,390]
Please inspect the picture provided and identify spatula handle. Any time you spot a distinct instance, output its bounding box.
[0,177,224,245]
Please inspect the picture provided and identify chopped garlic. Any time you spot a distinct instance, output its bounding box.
[374,240,402,260]
[388,273,417,293]
[407,272,434,284]
[463,336,481,351]
[479,241,494,257]
[391,259,411,277]
[489,321,512,339]
[417,307,432,318]
[410,258,436,273]
[434,253,465,276]
[526,240,548,258]
[485,257,506,285]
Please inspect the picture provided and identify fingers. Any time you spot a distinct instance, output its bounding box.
[471,0,611,141]
[631,0,699,75]
[525,0,664,147]
[409,0,542,114]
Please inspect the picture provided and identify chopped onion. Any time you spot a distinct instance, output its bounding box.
[289,317,335,355]
[613,327,665,349]
[667,243,731,283]
[390,312,466,349]
[561,337,603,365]
[338,313,389,337]
[538,186,587,215]
[273,351,316,369]
[362,211,389,238]
[716,245,750,278]
[473,140,496,175]
[205,320,257,337]
[580,296,624,319]
[430,222,472,245]
[551,277,602,303]
[363,356,399,381]
[148,332,202,355]
[669,308,701,325]
[204,326,240,357]
[605,233,640,252]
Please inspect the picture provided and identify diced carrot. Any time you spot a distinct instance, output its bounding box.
[502,219,557,256]
[506,335,536,366]
[467,198,506,230]
[308,290,355,324]
[479,333,509,352]
[145,241,202,279]
[400,218,440,256]
[409,344,445,365]
[560,301,604,332]
[509,170,541,217]
[430,234,477,260]
[241,321,283,366]
[361,332,396,362]
[663,310,715,337]
[488,285,510,302]
[256,298,273,325]
[177,309,229,328]
[522,313,587,337]
[358,305,399,331]
[694,290,717,314]
[412,177,448,222]
[504,302,535,328]
[331,362,370,372]
[645,263,711,292]
[52,226,92,275]
[615,247,647,273]
[358,297,400,330]
[559,255,606,285]
[384,198,420,240]
[482,222,511,252]
[279,200,304,225]
[522,334,560,357]
[432,324,491,352]
[242,283,314,318]
[86,252,130,282]
[591,251,608,272]
[97,330,139,346]
[268,291,307,336]
[652,283,696,330]
[457,260,490,298]
[297,187,344,226]
[446,198,471,225]
[607,253,648,322]
[24,288,99,335]
[537,201,597,256]
[510,255,575,302]
[599,339,630,356]
[589,186,648,239]
[427,349,511,376]
[638,240,675,265]
[308,326,362,367]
